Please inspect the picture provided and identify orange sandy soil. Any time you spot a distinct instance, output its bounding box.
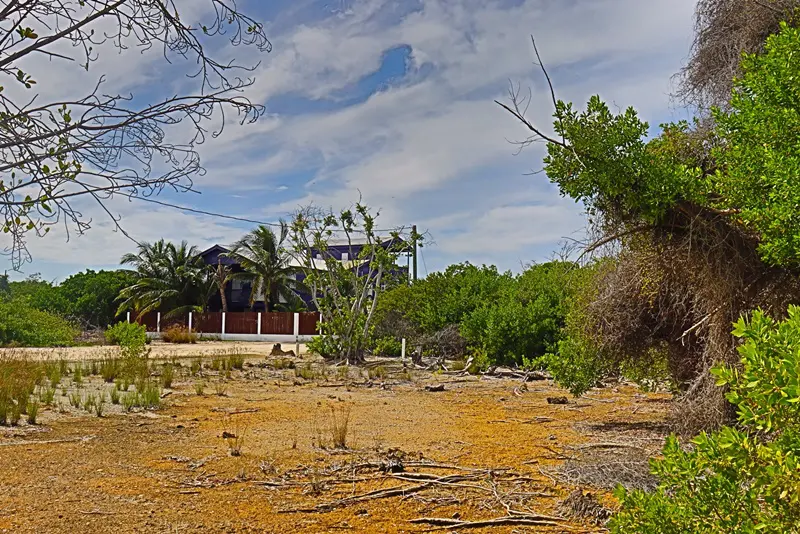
[0,357,670,533]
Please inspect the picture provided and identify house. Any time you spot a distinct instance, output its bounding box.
[199,237,411,312]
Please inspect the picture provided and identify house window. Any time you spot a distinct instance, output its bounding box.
[341,252,349,262]
[231,279,243,291]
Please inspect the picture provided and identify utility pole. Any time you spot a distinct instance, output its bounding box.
[412,224,418,282]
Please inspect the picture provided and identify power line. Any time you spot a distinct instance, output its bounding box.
[124,193,419,236]
[123,194,285,227]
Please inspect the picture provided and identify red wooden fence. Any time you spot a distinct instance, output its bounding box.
[298,312,320,335]
[262,312,294,335]
[127,311,320,335]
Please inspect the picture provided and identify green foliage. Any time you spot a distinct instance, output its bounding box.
[0,357,42,426]
[0,298,77,347]
[544,98,705,226]
[611,307,800,533]
[461,262,573,367]
[291,203,416,363]
[371,336,402,357]
[224,223,305,312]
[376,261,577,368]
[104,321,147,347]
[117,240,209,318]
[712,23,800,267]
[542,25,800,270]
[380,263,511,336]
[58,270,136,327]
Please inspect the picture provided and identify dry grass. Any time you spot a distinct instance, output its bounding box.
[0,354,43,426]
[162,325,198,344]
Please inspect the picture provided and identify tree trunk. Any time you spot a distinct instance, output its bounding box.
[219,285,228,313]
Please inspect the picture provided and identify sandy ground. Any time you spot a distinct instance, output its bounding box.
[0,355,670,533]
[0,341,309,362]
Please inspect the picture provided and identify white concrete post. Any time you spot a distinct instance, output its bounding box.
[221,312,226,335]
[257,312,262,335]
[401,338,407,360]
[293,313,300,337]
[126,311,131,323]
[157,312,161,333]
[188,312,193,332]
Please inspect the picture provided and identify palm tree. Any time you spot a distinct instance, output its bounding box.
[210,259,233,313]
[224,224,306,312]
[117,240,207,318]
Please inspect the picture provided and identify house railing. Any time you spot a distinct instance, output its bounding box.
[127,311,321,338]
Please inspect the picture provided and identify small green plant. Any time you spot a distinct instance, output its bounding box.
[224,425,246,457]
[138,381,161,409]
[295,362,316,380]
[121,391,138,412]
[368,366,387,380]
[190,358,201,376]
[100,357,121,382]
[9,403,21,426]
[61,386,68,397]
[69,391,81,408]
[371,336,402,357]
[214,380,228,397]
[59,358,68,376]
[161,364,174,388]
[271,358,295,370]
[94,400,104,417]
[90,361,99,376]
[39,386,55,406]
[227,353,245,370]
[110,387,120,405]
[194,382,205,396]
[83,393,96,412]
[105,321,147,347]
[26,399,39,424]
[336,365,349,381]
[210,357,223,372]
[72,366,83,385]
[48,367,62,388]
[0,399,7,425]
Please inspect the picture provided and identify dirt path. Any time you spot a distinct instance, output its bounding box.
[0,341,309,362]
[0,358,670,533]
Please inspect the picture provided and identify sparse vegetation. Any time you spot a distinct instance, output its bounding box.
[162,325,198,344]
[110,387,120,405]
[194,382,205,396]
[0,356,42,426]
[26,399,39,424]
[161,364,174,388]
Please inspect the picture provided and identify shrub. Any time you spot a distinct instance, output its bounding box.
[104,321,147,347]
[138,381,161,409]
[26,399,39,424]
[194,382,205,396]
[109,387,120,405]
[162,325,197,344]
[611,307,800,533]
[160,364,174,388]
[100,357,121,383]
[0,298,77,347]
[121,391,137,412]
[227,353,245,370]
[371,336,402,357]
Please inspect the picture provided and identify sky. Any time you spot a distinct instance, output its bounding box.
[5,0,698,282]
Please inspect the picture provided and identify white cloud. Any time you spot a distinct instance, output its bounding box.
[5,0,701,277]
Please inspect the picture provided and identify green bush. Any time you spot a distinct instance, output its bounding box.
[460,262,574,367]
[611,307,800,533]
[0,298,77,347]
[371,336,402,357]
[104,321,147,347]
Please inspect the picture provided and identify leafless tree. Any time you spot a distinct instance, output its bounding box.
[0,0,271,267]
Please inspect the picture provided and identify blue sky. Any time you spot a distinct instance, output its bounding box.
[6,0,698,282]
